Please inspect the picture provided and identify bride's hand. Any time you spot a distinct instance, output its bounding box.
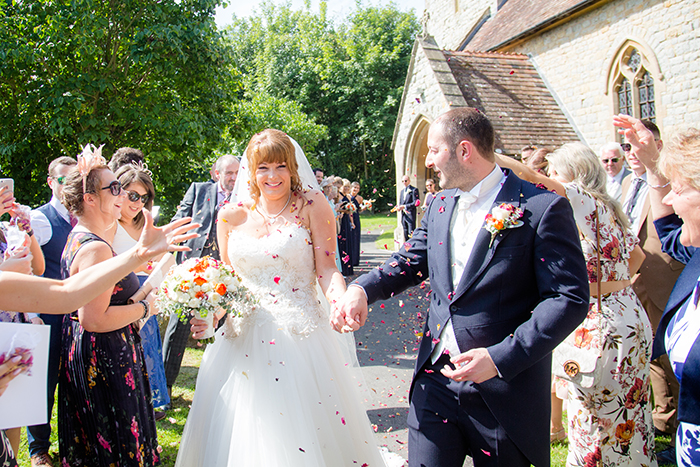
[136,209,200,262]
[189,316,209,339]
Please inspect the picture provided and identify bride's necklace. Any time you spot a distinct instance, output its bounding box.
[258,193,292,226]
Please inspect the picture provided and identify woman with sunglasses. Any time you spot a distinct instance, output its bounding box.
[57,156,161,466]
[112,163,171,417]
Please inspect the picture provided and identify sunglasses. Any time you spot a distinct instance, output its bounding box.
[99,180,123,196]
[601,158,620,164]
[126,190,150,204]
[53,175,66,185]
[620,143,632,152]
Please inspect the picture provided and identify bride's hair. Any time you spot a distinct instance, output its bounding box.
[246,129,303,203]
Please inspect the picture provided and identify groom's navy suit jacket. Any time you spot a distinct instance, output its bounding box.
[356,169,589,466]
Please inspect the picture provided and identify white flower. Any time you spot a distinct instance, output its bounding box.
[491,206,511,221]
[188,298,201,308]
[201,283,212,293]
[209,293,221,304]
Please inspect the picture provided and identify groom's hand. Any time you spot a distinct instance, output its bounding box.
[440,348,498,384]
[330,285,368,333]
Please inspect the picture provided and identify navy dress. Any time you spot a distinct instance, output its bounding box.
[350,196,361,267]
[337,195,354,276]
[58,232,159,466]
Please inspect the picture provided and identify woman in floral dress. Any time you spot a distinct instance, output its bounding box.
[58,152,160,466]
[547,143,657,467]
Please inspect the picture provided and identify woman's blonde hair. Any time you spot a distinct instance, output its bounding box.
[547,142,630,231]
[658,128,700,191]
[245,129,302,203]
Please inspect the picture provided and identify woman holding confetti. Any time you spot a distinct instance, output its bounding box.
[175,130,401,466]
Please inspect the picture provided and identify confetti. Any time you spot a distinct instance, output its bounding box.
[274,276,281,284]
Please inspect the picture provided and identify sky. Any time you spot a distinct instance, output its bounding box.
[215,0,426,28]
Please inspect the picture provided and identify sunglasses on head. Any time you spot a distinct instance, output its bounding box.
[126,190,150,204]
[620,143,632,152]
[601,158,620,164]
[99,180,123,196]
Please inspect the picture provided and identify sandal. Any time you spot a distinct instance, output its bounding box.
[550,428,567,444]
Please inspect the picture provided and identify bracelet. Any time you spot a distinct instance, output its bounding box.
[649,181,671,189]
[138,300,150,320]
[26,229,34,237]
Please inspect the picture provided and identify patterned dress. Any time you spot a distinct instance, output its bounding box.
[561,184,657,467]
[58,232,159,466]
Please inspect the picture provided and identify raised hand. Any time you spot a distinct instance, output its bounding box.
[0,186,15,218]
[136,209,200,261]
[330,285,368,333]
[612,114,659,169]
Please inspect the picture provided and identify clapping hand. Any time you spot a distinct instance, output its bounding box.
[330,286,368,333]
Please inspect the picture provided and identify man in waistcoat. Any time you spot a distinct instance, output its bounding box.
[27,156,77,467]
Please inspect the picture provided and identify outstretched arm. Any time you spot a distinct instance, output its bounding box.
[0,210,198,314]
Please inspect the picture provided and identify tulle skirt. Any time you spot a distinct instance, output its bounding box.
[175,318,387,467]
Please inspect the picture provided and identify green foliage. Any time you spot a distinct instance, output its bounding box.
[0,0,238,217]
[224,1,419,210]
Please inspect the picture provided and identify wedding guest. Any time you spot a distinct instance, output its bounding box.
[423,178,438,211]
[350,181,363,267]
[321,179,343,271]
[336,180,354,275]
[58,153,160,466]
[162,154,239,406]
[397,175,419,241]
[27,155,76,467]
[313,168,324,185]
[615,114,700,466]
[547,143,656,465]
[112,163,170,418]
[526,148,550,175]
[600,142,629,201]
[0,207,197,467]
[107,147,144,173]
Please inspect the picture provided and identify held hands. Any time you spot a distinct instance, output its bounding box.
[440,347,498,384]
[330,286,368,333]
[136,209,200,261]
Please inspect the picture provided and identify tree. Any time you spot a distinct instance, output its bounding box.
[0,0,238,218]
[224,1,419,208]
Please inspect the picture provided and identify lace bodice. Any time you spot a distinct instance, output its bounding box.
[225,222,326,337]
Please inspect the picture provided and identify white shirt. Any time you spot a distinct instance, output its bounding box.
[666,279,700,381]
[606,169,627,201]
[431,166,506,364]
[30,196,71,246]
[622,172,649,234]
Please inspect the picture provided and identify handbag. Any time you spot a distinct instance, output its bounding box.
[552,207,602,388]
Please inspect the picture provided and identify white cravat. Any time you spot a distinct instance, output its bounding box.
[431,166,506,364]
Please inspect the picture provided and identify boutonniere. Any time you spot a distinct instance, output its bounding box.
[484,203,524,247]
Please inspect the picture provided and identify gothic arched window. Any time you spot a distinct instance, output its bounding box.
[611,45,657,123]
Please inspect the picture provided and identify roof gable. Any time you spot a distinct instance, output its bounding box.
[465,0,606,52]
[442,49,580,153]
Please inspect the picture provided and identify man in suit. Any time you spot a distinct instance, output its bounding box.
[600,142,630,201]
[27,156,77,467]
[621,119,683,442]
[161,154,239,399]
[398,174,420,240]
[332,108,589,467]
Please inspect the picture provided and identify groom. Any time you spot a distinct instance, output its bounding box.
[332,108,589,467]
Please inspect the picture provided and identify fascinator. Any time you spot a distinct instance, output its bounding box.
[76,144,106,192]
[130,160,153,178]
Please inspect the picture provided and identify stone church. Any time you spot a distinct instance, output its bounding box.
[393,0,700,219]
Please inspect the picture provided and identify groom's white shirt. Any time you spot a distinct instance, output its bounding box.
[430,166,505,364]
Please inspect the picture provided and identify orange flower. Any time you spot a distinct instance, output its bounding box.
[494,220,504,230]
[194,276,207,286]
[574,328,593,348]
[615,420,635,445]
[216,283,227,295]
[195,291,206,299]
[180,283,190,292]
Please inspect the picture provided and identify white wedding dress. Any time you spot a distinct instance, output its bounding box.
[175,222,391,467]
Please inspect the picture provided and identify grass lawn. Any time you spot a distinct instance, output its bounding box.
[360,210,400,250]
[13,345,676,467]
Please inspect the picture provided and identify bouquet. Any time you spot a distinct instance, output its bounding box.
[157,256,256,344]
[360,198,375,211]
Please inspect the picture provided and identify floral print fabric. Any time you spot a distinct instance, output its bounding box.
[58,231,159,466]
[560,184,657,467]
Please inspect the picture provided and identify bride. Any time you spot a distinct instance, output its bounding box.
[175,130,394,466]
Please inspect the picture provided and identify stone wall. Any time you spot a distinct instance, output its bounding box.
[425,0,496,50]
[505,0,700,148]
